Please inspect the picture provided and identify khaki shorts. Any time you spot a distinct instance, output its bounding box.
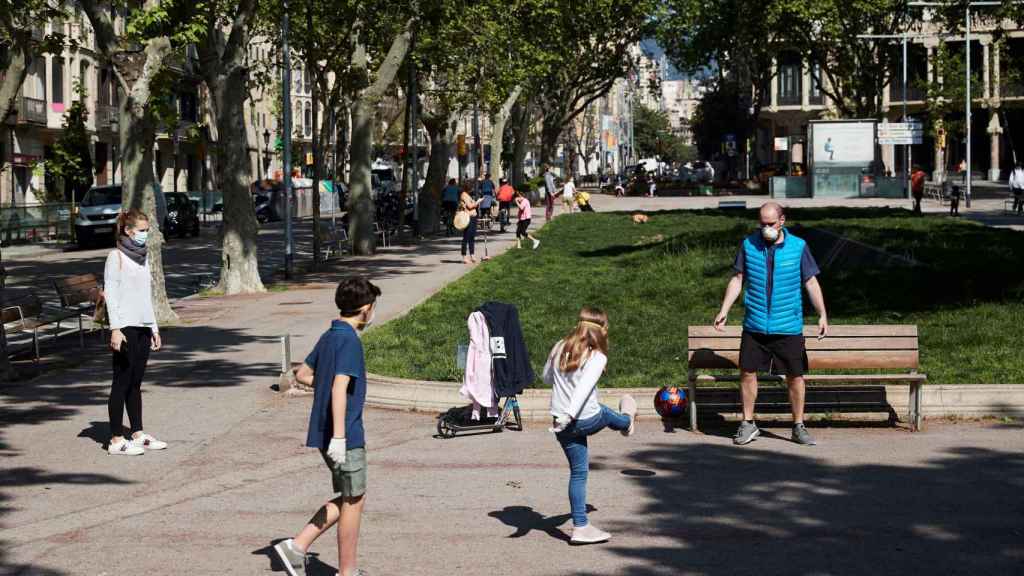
[320,447,367,498]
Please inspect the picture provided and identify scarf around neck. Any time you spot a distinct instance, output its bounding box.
[117,235,148,266]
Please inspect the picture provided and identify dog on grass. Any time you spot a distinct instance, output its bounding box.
[632,213,649,224]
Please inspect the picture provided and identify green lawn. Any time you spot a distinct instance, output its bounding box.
[364,208,1024,386]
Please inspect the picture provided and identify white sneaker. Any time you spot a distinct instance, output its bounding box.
[571,523,611,544]
[619,395,637,437]
[108,438,145,456]
[532,239,540,250]
[130,432,168,450]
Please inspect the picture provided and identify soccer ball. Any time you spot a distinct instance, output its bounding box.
[654,386,688,418]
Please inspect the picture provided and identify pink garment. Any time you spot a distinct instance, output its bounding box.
[516,196,532,221]
[460,311,495,409]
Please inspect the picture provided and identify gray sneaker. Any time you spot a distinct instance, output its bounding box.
[791,423,817,446]
[733,421,760,445]
[273,538,306,576]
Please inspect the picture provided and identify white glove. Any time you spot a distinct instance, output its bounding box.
[326,437,346,464]
[549,414,573,434]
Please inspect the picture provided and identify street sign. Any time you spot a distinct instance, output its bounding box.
[774,137,789,151]
[877,122,924,145]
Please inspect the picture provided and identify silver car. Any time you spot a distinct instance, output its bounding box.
[75,184,166,247]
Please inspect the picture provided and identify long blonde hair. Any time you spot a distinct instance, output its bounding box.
[558,307,609,372]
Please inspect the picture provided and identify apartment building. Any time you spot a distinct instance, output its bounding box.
[757,16,1024,182]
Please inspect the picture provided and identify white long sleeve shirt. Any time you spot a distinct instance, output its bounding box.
[545,341,607,421]
[1010,168,1024,190]
[104,249,158,333]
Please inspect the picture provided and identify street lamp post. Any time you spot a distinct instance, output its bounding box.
[281,0,294,279]
[172,130,180,196]
[910,1,1001,208]
[262,129,270,181]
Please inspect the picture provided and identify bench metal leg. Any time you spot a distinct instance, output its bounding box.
[688,371,698,432]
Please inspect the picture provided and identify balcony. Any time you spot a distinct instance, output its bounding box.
[777,91,801,107]
[16,96,47,125]
[95,105,118,130]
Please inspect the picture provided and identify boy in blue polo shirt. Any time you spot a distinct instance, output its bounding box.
[275,277,381,576]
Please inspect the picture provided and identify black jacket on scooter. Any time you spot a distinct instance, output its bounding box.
[477,301,534,397]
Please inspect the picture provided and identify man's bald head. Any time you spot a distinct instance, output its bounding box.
[760,202,784,220]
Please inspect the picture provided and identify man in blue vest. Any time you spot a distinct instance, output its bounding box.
[714,202,829,446]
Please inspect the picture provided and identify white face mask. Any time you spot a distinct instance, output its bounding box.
[131,230,149,246]
[360,302,377,329]
[761,225,780,243]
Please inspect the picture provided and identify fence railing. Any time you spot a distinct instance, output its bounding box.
[0,203,73,243]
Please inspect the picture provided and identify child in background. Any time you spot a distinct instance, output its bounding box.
[546,307,637,544]
[575,189,595,212]
[514,189,540,250]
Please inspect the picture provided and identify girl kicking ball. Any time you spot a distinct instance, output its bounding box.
[545,307,637,544]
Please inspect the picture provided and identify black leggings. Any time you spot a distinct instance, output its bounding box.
[109,326,152,438]
[516,218,532,239]
[461,217,478,256]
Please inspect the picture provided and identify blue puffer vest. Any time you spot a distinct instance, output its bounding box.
[742,230,805,335]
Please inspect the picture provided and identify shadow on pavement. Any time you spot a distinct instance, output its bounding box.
[0,467,131,576]
[571,442,1024,575]
[489,504,597,541]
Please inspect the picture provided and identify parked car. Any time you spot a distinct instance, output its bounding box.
[163,191,200,237]
[75,185,123,246]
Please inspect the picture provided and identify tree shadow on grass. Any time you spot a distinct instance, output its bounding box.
[573,443,1024,576]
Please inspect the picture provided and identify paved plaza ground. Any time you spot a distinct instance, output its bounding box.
[2,195,1023,575]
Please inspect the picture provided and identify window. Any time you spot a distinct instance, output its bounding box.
[79,61,89,104]
[810,62,823,105]
[51,56,64,104]
[25,58,46,99]
[302,66,310,94]
[777,53,802,106]
[303,101,312,137]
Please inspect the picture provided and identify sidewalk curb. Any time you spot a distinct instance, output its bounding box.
[366,373,1024,422]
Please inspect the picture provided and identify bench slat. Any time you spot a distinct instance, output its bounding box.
[688,325,918,338]
[695,373,927,383]
[689,336,919,351]
[688,349,919,370]
[54,274,100,307]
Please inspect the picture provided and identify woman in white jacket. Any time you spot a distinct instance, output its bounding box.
[546,307,637,544]
[104,208,165,456]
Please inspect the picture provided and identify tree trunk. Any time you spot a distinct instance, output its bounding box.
[540,119,562,170]
[0,31,31,124]
[212,79,265,294]
[347,20,414,255]
[488,86,522,184]
[80,0,176,322]
[121,39,177,325]
[417,113,452,235]
[511,96,532,188]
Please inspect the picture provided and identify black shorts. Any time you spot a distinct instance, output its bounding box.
[739,331,808,377]
[516,218,531,238]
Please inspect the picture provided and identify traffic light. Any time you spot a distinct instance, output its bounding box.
[937,127,946,150]
[457,134,467,157]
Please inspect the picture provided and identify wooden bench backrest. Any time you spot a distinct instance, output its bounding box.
[2,293,42,324]
[54,274,100,308]
[688,325,919,371]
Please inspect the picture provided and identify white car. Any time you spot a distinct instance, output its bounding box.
[75,184,166,247]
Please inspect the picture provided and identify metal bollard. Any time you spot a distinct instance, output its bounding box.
[278,334,293,392]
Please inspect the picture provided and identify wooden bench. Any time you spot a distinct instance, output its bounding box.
[687,325,927,432]
[2,292,80,363]
[52,274,102,349]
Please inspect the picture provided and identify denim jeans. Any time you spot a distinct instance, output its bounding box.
[556,404,631,527]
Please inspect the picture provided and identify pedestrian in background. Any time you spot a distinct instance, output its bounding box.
[442,178,460,236]
[105,208,165,456]
[1010,160,1024,214]
[543,164,556,221]
[910,165,926,215]
[514,189,540,250]
[561,176,577,215]
[460,182,481,264]
[497,177,515,232]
